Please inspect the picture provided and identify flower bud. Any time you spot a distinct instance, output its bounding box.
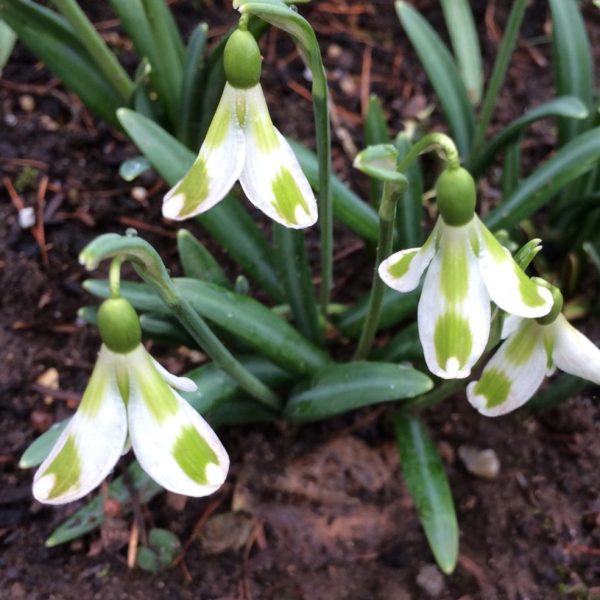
[435,166,476,226]
[224,29,262,89]
[97,297,142,354]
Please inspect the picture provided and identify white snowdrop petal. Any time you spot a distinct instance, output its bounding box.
[418,221,490,379]
[239,85,317,228]
[33,347,127,504]
[550,315,600,385]
[467,320,547,417]
[127,347,229,497]
[163,83,246,220]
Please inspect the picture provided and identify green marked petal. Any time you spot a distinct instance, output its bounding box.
[504,320,539,366]
[471,368,512,409]
[173,426,219,485]
[34,435,82,501]
[271,167,311,225]
[127,347,229,497]
[475,217,553,318]
[388,250,418,278]
[433,311,473,374]
[163,84,245,221]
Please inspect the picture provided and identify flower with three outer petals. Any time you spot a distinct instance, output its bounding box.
[162,28,317,229]
[468,290,600,416]
[33,298,229,505]
[378,166,554,380]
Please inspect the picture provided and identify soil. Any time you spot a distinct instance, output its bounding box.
[1,1,600,599]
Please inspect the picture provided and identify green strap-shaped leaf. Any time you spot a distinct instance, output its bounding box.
[177,22,208,147]
[116,108,284,302]
[395,414,458,574]
[0,0,122,126]
[273,225,321,345]
[440,0,482,104]
[395,133,424,249]
[84,278,331,377]
[0,19,16,70]
[289,139,379,245]
[549,0,594,145]
[472,96,589,177]
[176,230,231,288]
[395,1,475,160]
[501,138,521,199]
[336,287,419,338]
[485,127,600,230]
[284,362,432,422]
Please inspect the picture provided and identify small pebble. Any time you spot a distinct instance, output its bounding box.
[18,206,36,229]
[416,564,445,597]
[4,113,18,126]
[131,186,148,202]
[19,94,35,112]
[458,445,501,479]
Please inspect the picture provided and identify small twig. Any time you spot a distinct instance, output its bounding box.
[30,384,82,403]
[126,519,140,569]
[360,44,372,118]
[117,217,177,239]
[36,176,50,266]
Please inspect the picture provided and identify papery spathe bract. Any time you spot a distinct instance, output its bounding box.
[33,344,229,505]
[467,313,600,417]
[378,215,554,379]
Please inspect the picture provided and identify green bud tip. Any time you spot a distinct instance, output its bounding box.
[224,29,262,89]
[534,280,564,325]
[435,166,477,227]
[97,297,142,354]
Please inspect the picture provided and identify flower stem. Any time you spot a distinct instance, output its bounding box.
[397,133,460,172]
[353,181,401,360]
[109,258,123,299]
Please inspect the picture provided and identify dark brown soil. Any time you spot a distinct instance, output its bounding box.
[1,1,600,599]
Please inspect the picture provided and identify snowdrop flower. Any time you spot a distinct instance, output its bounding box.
[468,287,600,416]
[379,166,553,379]
[33,297,228,505]
[163,28,317,229]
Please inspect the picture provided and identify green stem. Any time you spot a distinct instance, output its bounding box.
[157,282,281,411]
[51,0,134,103]
[470,0,527,159]
[353,181,401,360]
[397,133,460,172]
[109,258,123,298]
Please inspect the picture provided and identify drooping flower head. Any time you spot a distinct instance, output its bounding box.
[468,285,600,416]
[162,27,317,229]
[33,297,229,504]
[379,166,554,379]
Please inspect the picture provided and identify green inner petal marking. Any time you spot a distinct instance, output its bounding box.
[504,321,539,366]
[473,368,512,408]
[204,104,231,150]
[173,425,219,484]
[433,311,473,370]
[43,434,82,499]
[174,156,209,218]
[543,330,555,370]
[272,167,310,225]
[440,236,469,302]
[388,250,418,279]
[135,358,178,424]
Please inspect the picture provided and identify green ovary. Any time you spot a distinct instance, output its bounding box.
[173,426,219,484]
[43,435,82,499]
[433,312,473,371]
[272,168,310,225]
[473,368,512,408]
